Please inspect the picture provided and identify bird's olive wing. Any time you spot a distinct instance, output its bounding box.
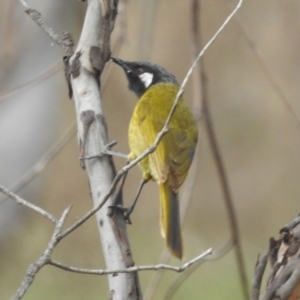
[139,115,197,190]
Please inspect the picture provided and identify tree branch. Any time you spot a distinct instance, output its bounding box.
[48,248,212,275]
[164,240,233,299]
[18,0,74,56]
[0,185,57,223]
[66,0,142,298]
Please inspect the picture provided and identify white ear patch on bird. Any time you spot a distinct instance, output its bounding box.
[139,72,154,88]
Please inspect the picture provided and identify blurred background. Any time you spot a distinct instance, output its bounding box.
[1,0,300,299]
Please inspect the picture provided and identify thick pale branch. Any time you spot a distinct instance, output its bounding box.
[67,0,142,298]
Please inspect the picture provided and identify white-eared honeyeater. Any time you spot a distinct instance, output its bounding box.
[111,58,198,259]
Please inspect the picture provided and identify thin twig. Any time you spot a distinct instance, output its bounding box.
[49,248,212,275]
[164,240,234,299]
[0,184,57,223]
[18,0,73,56]
[0,62,63,102]
[11,206,71,300]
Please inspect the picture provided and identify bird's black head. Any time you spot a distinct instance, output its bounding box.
[111,57,178,98]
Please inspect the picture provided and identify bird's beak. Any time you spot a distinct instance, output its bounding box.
[110,57,132,73]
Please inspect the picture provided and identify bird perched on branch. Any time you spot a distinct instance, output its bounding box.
[111,57,198,259]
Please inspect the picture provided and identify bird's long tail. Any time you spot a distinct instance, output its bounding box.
[159,181,183,259]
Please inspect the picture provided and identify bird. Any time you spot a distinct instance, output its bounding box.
[111,57,198,259]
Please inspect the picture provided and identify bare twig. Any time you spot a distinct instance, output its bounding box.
[11,206,71,300]
[0,61,62,102]
[18,0,73,56]
[79,140,128,160]
[0,185,57,223]
[164,240,233,299]
[49,248,212,275]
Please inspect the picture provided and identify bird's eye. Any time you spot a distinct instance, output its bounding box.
[136,68,144,75]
